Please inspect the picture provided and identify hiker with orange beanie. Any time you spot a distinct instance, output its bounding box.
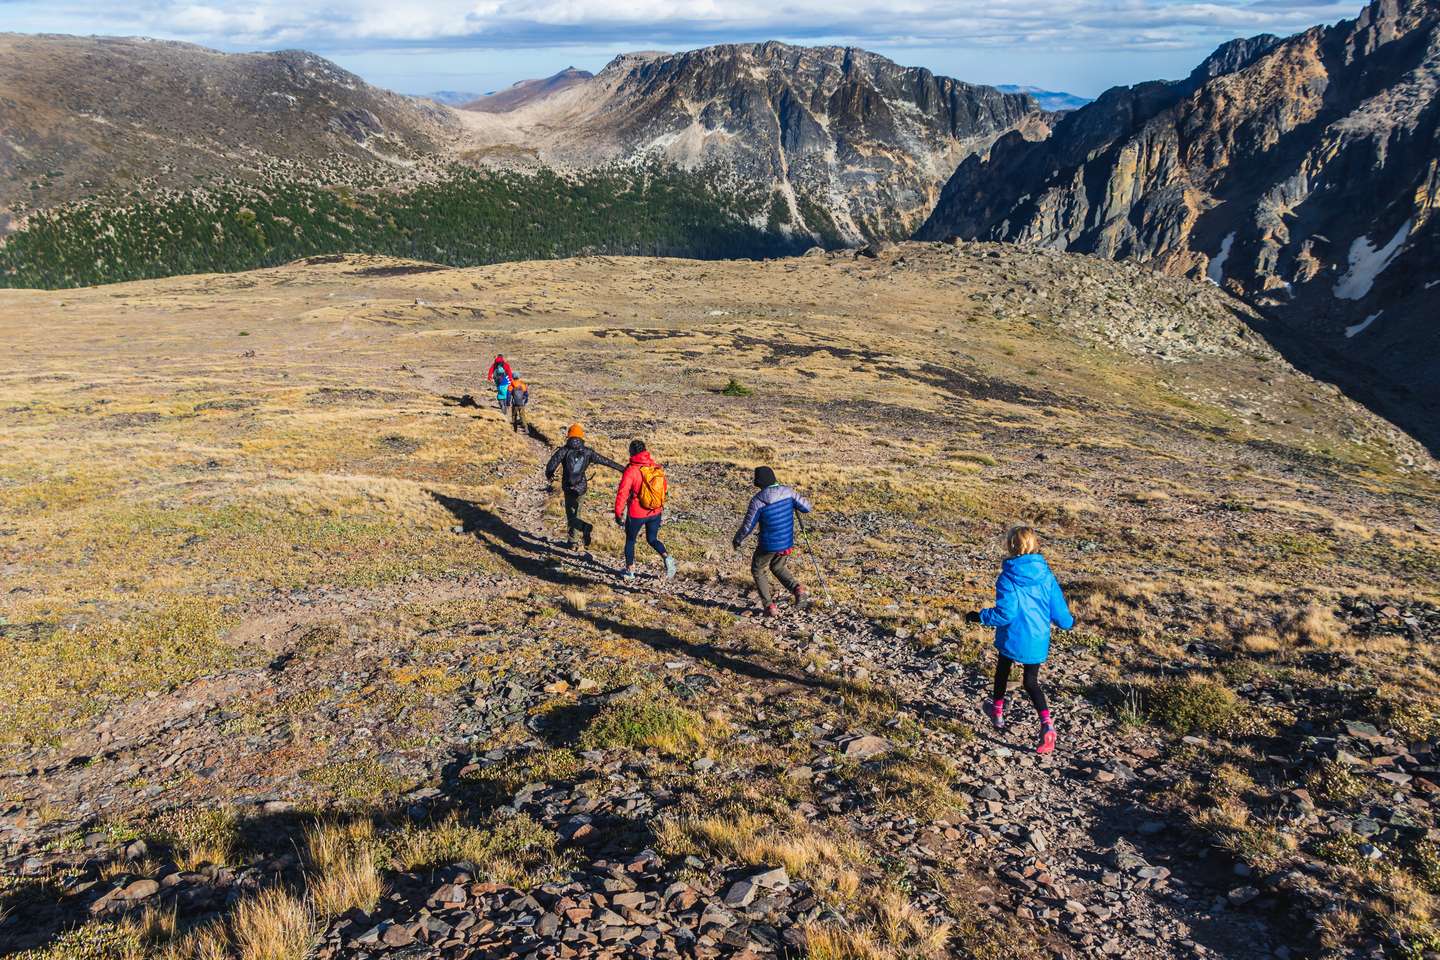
[509,377,530,433]
[545,424,622,550]
[614,439,677,582]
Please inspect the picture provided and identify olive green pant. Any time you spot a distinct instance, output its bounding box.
[752,549,799,606]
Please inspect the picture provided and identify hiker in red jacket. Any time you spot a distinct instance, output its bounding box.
[487,355,514,384]
[614,439,677,582]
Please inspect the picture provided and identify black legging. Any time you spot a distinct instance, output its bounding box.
[993,656,1048,712]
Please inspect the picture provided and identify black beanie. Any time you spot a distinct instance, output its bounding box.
[754,466,777,488]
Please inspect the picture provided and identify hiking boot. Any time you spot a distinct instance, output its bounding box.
[764,603,780,618]
[582,528,592,548]
[982,699,1005,731]
[622,567,636,582]
[664,555,678,580]
[1036,724,1056,755]
[793,586,812,609]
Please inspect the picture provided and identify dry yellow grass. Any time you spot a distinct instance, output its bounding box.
[228,888,312,960]
[304,820,385,918]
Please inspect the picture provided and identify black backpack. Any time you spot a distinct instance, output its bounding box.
[562,445,593,493]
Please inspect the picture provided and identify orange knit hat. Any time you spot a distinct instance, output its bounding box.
[567,423,584,440]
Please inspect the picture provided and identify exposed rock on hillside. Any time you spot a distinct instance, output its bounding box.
[917,0,1440,453]
[458,43,1042,243]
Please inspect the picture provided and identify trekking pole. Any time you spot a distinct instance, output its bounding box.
[796,514,836,608]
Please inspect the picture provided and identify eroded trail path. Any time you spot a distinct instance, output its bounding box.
[0,402,1328,960]
[2,405,1297,959]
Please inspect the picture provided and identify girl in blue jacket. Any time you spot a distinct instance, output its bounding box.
[966,525,1074,755]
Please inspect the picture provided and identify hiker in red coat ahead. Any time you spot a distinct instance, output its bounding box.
[614,439,678,583]
[487,354,514,384]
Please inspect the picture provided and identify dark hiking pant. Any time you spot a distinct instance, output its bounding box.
[993,656,1048,713]
[563,491,592,545]
[624,514,666,566]
[511,402,526,431]
[752,549,800,606]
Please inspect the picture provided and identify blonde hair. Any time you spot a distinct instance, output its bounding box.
[1006,525,1041,557]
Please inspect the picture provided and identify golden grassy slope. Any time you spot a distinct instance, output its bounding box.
[0,246,1436,751]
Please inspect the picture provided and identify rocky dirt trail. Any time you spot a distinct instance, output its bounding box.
[296,408,1295,960]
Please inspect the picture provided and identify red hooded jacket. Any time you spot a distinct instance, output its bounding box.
[487,356,514,382]
[615,450,666,520]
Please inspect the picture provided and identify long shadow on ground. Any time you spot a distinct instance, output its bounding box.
[429,491,592,588]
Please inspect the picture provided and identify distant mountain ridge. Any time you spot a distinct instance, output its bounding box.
[0,34,458,216]
[424,90,483,106]
[995,85,1091,111]
[461,68,593,112]
[917,0,1440,453]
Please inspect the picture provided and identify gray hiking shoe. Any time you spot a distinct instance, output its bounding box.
[664,555,678,579]
[622,568,636,582]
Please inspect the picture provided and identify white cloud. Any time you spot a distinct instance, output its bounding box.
[4,0,1362,52]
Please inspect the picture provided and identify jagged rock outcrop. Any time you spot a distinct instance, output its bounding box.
[917,0,1440,453]
[458,43,1041,242]
[0,34,460,214]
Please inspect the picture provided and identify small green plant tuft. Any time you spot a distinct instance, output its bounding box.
[721,378,753,397]
[1306,760,1369,807]
[580,698,707,757]
[1147,677,1240,736]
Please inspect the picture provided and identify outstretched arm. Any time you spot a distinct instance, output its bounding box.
[1050,577,1075,630]
[979,576,1018,627]
[614,467,636,519]
[593,452,624,472]
[733,494,763,547]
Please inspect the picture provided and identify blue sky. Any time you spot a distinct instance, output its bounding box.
[2,0,1363,97]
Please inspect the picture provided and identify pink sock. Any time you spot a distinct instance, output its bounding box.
[1039,709,1052,726]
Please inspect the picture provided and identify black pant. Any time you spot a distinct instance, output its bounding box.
[993,656,1048,712]
[624,514,665,566]
[563,491,591,544]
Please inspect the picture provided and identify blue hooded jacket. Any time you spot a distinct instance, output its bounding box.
[735,484,813,553]
[979,553,1074,664]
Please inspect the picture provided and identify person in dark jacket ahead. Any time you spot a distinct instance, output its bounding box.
[733,465,813,617]
[545,424,622,550]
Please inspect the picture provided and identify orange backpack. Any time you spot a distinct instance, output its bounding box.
[637,464,667,511]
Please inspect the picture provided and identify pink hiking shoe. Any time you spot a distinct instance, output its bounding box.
[1037,724,1057,755]
[982,699,1005,730]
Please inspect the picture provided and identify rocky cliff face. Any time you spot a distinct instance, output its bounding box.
[0,34,459,216]
[916,0,1440,453]
[462,43,1040,242]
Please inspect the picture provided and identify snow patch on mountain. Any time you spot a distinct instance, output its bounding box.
[1346,311,1383,338]
[1207,232,1235,284]
[1335,220,1412,300]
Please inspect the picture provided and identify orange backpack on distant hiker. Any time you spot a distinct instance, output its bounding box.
[637,463,668,511]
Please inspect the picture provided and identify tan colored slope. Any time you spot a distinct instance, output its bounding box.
[2,245,1439,959]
